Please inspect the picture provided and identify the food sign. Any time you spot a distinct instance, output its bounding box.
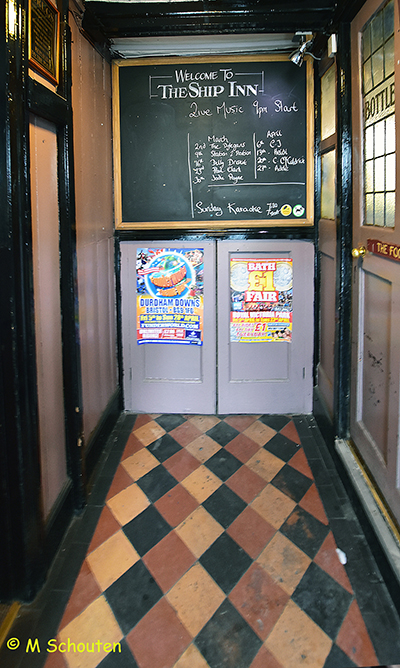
[137,248,204,345]
[230,257,293,342]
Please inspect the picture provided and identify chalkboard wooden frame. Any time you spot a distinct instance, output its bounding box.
[113,55,314,230]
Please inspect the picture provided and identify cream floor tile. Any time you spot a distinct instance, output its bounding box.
[86,530,139,591]
[246,449,285,483]
[251,484,296,528]
[59,596,123,668]
[133,421,166,446]
[257,532,311,595]
[243,421,277,446]
[175,506,224,558]
[121,448,159,482]
[265,600,332,668]
[173,643,211,668]
[180,465,222,503]
[106,483,150,525]
[187,416,221,433]
[185,434,221,463]
[166,563,225,637]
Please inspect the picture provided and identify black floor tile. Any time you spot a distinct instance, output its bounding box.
[299,435,324,461]
[195,599,262,668]
[136,465,177,503]
[147,434,182,463]
[263,432,299,461]
[292,416,318,443]
[88,470,121,507]
[280,506,330,559]
[98,639,139,667]
[307,458,335,487]
[203,485,247,529]
[155,414,187,432]
[271,463,313,503]
[206,422,240,447]
[328,519,366,555]
[205,450,242,481]
[323,643,357,668]
[293,562,353,639]
[317,483,352,520]
[123,506,171,556]
[105,561,163,635]
[361,608,400,665]
[32,591,76,645]
[259,414,291,431]
[200,533,252,594]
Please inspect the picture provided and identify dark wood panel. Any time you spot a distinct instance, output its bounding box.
[83,0,364,41]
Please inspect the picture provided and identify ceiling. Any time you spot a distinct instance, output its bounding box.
[81,0,366,57]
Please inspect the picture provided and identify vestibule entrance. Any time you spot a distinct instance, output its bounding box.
[121,238,314,415]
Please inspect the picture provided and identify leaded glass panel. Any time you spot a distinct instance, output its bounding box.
[362,0,395,228]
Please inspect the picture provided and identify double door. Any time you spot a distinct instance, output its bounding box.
[121,239,314,415]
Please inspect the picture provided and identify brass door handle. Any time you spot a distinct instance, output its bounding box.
[351,246,366,258]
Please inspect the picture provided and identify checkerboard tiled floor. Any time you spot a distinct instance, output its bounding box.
[42,414,400,668]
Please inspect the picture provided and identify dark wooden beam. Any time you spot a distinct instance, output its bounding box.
[83,0,337,40]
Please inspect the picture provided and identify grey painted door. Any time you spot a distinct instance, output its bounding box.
[217,239,314,414]
[121,240,217,414]
[121,239,314,415]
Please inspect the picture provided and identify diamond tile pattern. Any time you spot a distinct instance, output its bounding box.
[43,414,400,668]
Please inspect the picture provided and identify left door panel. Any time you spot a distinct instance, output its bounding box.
[121,240,216,414]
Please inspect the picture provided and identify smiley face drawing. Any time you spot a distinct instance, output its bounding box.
[293,204,305,217]
[280,204,292,217]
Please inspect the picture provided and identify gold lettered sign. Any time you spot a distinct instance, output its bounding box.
[368,238,400,262]
[29,0,59,84]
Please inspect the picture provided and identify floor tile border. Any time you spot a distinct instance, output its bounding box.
[0,413,137,668]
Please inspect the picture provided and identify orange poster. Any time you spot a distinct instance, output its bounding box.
[137,248,204,345]
[230,257,293,342]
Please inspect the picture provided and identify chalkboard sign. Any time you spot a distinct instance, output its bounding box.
[113,56,314,230]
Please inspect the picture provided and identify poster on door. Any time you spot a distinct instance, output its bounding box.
[230,257,293,342]
[136,248,204,345]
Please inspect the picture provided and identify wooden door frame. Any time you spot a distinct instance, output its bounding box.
[334,22,354,440]
[0,0,86,602]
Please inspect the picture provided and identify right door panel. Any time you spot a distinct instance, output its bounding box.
[349,0,400,526]
[217,239,314,414]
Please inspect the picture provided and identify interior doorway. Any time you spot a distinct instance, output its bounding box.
[121,239,314,415]
[349,0,400,526]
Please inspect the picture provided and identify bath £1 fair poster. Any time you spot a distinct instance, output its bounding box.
[136,248,204,345]
[230,257,293,342]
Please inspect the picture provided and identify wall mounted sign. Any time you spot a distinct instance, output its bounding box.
[230,257,293,342]
[28,0,59,85]
[113,55,314,230]
[136,248,204,345]
[367,238,400,262]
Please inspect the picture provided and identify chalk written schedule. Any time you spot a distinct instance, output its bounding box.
[115,57,313,228]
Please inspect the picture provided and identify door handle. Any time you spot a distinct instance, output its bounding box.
[351,246,366,258]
